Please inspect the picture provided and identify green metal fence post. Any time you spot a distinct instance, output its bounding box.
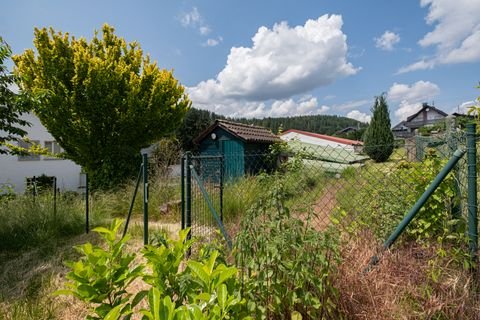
[123,163,143,238]
[85,173,89,234]
[143,152,149,245]
[220,155,224,222]
[447,115,462,223]
[365,149,466,272]
[383,149,465,249]
[181,155,185,230]
[32,176,37,202]
[186,152,192,240]
[53,177,57,220]
[466,123,478,261]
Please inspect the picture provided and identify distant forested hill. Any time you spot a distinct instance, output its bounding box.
[234,115,366,136]
[176,108,368,150]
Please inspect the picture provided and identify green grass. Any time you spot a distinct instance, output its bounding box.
[221,166,330,224]
[91,173,181,222]
[0,193,105,251]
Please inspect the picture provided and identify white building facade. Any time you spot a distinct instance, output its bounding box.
[0,113,83,193]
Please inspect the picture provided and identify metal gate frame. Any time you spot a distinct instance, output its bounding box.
[181,152,231,249]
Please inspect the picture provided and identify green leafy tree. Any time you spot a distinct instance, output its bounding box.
[0,37,29,155]
[363,94,394,162]
[13,25,190,188]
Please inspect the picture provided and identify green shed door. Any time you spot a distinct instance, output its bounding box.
[221,140,244,180]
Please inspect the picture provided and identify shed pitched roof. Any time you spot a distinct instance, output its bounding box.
[392,121,408,131]
[281,129,363,145]
[194,120,279,144]
[406,103,447,122]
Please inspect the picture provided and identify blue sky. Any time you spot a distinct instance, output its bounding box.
[1,0,479,125]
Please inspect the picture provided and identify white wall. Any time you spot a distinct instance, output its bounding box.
[0,113,83,193]
[281,132,355,151]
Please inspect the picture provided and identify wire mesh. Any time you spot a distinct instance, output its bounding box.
[176,127,480,318]
[183,131,472,247]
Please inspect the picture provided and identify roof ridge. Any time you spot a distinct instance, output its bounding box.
[281,128,363,145]
[217,119,272,130]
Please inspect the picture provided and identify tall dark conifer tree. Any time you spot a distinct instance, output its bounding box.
[363,94,394,162]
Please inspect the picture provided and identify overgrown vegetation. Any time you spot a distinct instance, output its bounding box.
[338,149,466,243]
[56,220,251,319]
[0,191,93,251]
[334,146,477,318]
[2,128,479,319]
[236,175,341,319]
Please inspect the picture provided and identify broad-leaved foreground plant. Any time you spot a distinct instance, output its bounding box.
[56,219,251,319]
[54,220,144,319]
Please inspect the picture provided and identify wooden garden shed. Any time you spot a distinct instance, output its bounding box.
[193,120,279,180]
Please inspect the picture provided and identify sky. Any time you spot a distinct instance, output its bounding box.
[1,0,479,125]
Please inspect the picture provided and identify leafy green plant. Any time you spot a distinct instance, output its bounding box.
[142,229,249,319]
[142,228,194,303]
[54,219,144,319]
[57,221,250,319]
[236,175,341,319]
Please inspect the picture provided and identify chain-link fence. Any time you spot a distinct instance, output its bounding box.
[183,134,471,240]
[177,125,479,318]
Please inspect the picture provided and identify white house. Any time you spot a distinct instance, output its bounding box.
[0,113,83,193]
[280,129,363,152]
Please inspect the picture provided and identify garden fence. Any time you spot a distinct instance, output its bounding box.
[182,129,474,246]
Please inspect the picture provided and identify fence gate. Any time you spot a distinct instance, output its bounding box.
[181,153,232,248]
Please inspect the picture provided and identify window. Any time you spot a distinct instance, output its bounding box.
[17,140,41,161]
[44,141,63,160]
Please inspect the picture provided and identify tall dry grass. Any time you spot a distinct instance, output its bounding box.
[335,230,479,319]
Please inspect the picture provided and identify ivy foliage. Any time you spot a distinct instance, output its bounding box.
[363,94,394,162]
[13,25,191,189]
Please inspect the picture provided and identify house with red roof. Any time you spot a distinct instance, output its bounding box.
[279,129,368,173]
[280,129,363,153]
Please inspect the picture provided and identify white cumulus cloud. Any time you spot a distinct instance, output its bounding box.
[270,97,329,117]
[455,100,480,114]
[192,96,329,118]
[347,110,371,123]
[189,14,358,117]
[375,31,400,51]
[399,0,480,73]
[387,81,440,120]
